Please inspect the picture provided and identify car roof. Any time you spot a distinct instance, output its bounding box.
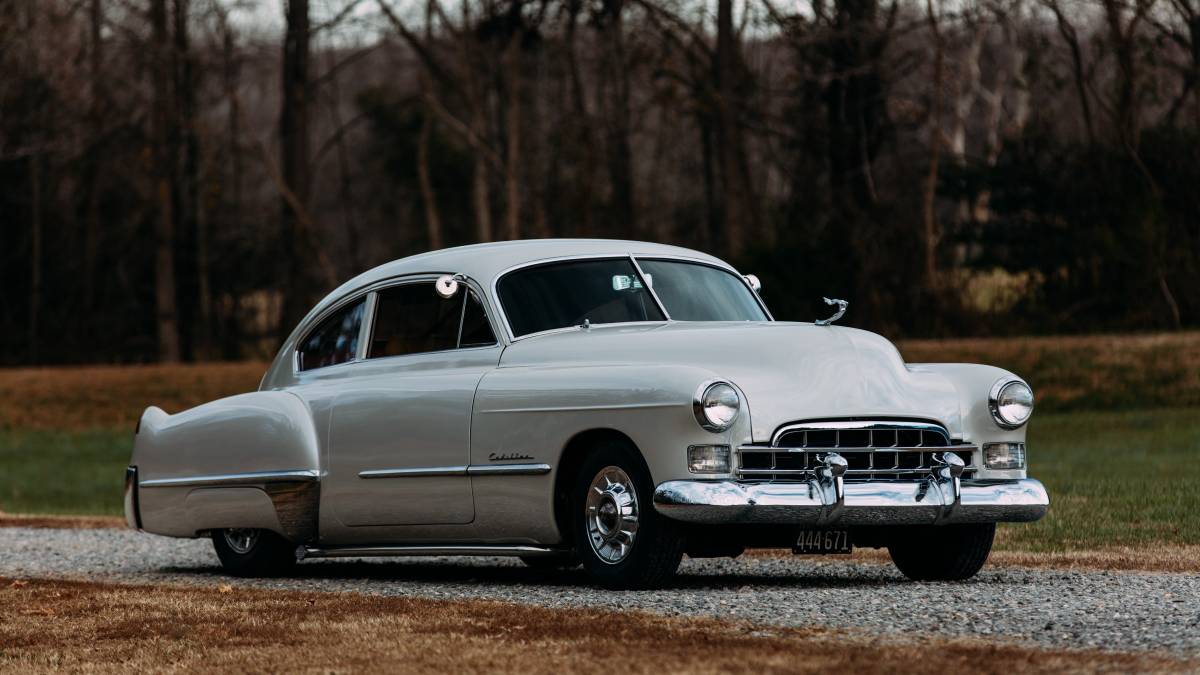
[302,238,730,325]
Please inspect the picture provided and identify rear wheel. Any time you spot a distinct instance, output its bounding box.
[572,441,685,590]
[211,528,296,577]
[887,523,995,581]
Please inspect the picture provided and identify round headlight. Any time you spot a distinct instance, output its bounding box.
[694,381,741,432]
[989,378,1034,429]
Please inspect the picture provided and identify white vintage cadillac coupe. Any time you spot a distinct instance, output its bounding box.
[126,239,1048,589]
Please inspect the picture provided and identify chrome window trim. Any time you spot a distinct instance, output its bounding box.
[628,254,671,320]
[355,291,379,361]
[292,273,502,376]
[140,469,319,489]
[769,420,951,448]
[492,252,773,342]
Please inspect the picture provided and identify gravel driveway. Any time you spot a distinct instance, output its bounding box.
[2,526,1197,657]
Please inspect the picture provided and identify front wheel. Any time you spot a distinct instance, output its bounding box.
[211,528,297,577]
[887,523,995,581]
[572,442,685,590]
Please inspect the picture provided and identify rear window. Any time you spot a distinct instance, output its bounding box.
[296,300,365,371]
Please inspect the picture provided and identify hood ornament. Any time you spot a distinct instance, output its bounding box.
[814,297,848,326]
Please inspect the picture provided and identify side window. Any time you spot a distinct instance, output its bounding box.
[460,291,497,348]
[296,300,365,372]
[369,282,461,358]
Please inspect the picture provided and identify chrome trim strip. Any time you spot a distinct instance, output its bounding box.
[740,443,977,454]
[357,463,552,478]
[359,466,469,479]
[299,544,563,559]
[628,254,671,320]
[139,469,319,488]
[467,463,552,476]
[480,402,677,414]
[653,478,1049,526]
[769,420,951,447]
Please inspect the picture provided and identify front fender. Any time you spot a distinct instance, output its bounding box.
[906,363,1031,480]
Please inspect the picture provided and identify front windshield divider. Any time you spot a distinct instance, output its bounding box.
[628,255,671,321]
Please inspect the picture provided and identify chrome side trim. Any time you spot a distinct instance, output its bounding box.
[653,478,1049,526]
[359,466,469,479]
[358,464,552,478]
[299,544,563,560]
[479,402,677,414]
[139,469,320,488]
[770,420,951,447]
[467,463,552,476]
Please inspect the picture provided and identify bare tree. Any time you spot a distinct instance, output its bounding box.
[151,0,182,362]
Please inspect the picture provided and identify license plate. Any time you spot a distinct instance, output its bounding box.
[793,529,853,554]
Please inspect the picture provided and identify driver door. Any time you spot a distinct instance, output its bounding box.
[325,279,500,527]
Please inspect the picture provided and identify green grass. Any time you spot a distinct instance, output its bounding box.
[0,430,130,516]
[998,408,1200,551]
[2,410,1198,554]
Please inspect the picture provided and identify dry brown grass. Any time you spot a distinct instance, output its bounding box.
[1,577,1192,674]
[0,362,265,431]
[0,511,123,529]
[897,331,1200,411]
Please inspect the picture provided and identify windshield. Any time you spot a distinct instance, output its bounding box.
[498,259,666,337]
[636,259,768,322]
[497,257,769,338]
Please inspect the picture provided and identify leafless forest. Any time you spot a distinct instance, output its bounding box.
[1,0,1197,364]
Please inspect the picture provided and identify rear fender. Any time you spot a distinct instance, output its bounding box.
[129,391,320,541]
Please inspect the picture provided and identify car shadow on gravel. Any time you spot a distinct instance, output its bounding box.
[157,558,901,591]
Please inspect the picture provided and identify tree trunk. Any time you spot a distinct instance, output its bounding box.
[29,153,42,364]
[280,0,312,330]
[921,0,944,289]
[713,0,758,258]
[503,31,522,241]
[599,0,636,238]
[418,107,443,249]
[151,0,181,362]
[83,0,103,310]
[174,0,200,360]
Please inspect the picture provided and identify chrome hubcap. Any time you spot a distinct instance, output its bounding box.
[224,528,259,554]
[585,466,639,564]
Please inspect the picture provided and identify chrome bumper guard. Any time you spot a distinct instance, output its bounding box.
[653,452,1048,526]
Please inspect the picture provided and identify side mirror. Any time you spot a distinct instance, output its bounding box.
[744,274,762,292]
[435,274,461,298]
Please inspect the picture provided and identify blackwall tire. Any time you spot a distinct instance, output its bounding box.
[211,528,297,578]
[572,440,685,590]
[887,523,995,581]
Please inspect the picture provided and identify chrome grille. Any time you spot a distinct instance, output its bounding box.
[737,421,977,481]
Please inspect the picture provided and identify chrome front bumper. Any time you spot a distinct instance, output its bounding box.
[653,478,1049,526]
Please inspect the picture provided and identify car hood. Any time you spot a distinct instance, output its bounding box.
[499,322,964,442]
